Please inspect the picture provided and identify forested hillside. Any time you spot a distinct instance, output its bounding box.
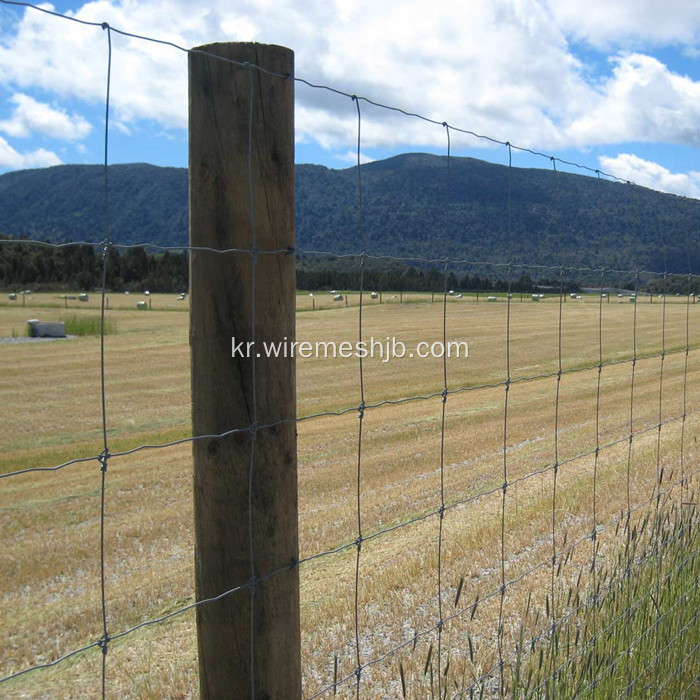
[1,154,699,279]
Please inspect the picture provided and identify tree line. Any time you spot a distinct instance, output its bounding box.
[2,238,696,295]
[296,264,580,294]
[0,238,188,293]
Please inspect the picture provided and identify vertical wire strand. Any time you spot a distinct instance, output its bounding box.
[436,122,451,700]
[591,172,604,696]
[681,281,692,512]
[352,94,366,699]
[653,207,669,692]
[246,64,259,700]
[624,265,640,697]
[497,142,513,698]
[98,22,112,700]
[550,157,563,699]
[677,221,694,690]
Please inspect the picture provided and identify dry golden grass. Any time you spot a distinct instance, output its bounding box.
[1,293,699,698]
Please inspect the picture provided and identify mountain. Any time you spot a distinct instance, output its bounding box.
[1,154,699,277]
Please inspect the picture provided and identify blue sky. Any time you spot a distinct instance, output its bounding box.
[1,0,700,196]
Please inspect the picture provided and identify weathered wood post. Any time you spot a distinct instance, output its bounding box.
[189,42,300,699]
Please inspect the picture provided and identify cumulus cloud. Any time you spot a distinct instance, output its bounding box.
[564,54,700,147]
[0,0,699,167]
[599,153,700,198]
[0,0,591,152]
[0,136,62,169]
[546,0,700,49]
[0,93,92,140]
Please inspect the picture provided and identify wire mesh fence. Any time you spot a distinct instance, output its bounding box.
[1,1,700,698]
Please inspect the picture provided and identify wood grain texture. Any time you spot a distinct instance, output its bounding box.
[189,42,299,700]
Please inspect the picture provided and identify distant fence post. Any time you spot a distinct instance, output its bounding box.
[189,42,300,699]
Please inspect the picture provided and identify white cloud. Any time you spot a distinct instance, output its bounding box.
[333,150,374,165]
[599,153,700,198]
[0,0,699,166]
[546,0,700,49]
[0,136,62,169]
[564,54,700,147]
[111,121,132,136]
[0,93,91,140]
[0,0,589,153]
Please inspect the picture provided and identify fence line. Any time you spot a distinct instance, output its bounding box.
[1,1,700,698]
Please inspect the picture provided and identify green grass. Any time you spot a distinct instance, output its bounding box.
[510,500,700,698]
[60,314,116,336]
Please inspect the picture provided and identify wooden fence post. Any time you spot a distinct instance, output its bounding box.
[189,42,300,699]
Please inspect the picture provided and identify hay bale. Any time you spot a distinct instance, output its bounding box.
[370,292,378,299]
[531,294,540,301]
[333,294,343,302]
[487,296,497,302]
[78,293,88,302]
[137,300,148,309]
[9,293,16,300]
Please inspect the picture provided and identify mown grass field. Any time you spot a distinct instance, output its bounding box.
[1,291,699,698]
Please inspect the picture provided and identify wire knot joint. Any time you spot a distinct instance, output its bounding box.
[98,449,110,473]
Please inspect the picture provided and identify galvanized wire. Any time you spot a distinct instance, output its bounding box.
[351,93,366,699]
